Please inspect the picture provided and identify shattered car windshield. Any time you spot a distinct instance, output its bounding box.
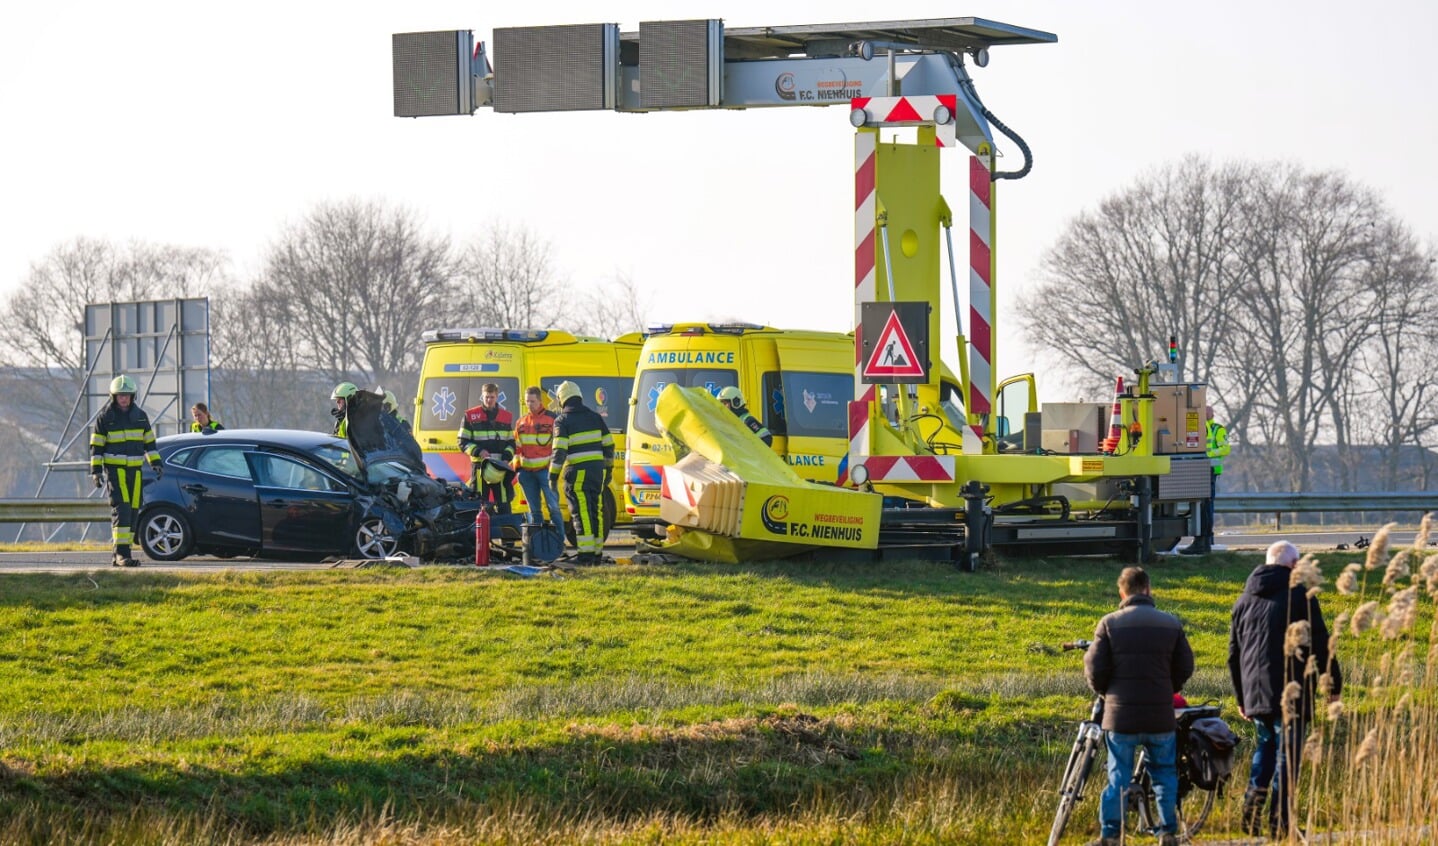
[309,443,362,480]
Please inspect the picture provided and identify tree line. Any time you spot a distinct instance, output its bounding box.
[1019,157,1438,494]
[3,160,1434,499]
[0,200,648,497]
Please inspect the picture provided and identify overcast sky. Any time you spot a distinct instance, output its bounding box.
[3,1,1434,396]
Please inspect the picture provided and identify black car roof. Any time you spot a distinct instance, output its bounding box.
[157,428,347,452]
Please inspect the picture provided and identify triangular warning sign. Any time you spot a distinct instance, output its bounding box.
[863,310,925,378]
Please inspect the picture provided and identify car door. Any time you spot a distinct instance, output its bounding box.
[248,452,356,554]
[181,445,263,547]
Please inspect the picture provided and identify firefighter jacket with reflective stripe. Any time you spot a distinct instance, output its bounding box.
[1207,420,1230,475]
[550,402,613,474]
[91,401,161,472]
[513,408,557,471]
[458,405,514,464]
[733,407,773,447]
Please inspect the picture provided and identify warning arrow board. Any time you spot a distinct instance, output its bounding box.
[860,302,930,384]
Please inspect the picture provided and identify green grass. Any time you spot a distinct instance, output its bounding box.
[0,551,1429,844]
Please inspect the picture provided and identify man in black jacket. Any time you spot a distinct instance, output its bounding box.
[1229,540,1342,838]
[1084,566,1194,846]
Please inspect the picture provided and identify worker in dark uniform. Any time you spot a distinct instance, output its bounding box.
[90,375,163,567]
[549,380,614,565]
[331,381,357,438]
[1180,406,1230,555]
[717,386,773,446]
[458,382,515,513]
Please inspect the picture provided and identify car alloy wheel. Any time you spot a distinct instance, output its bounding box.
[355,517,400,559]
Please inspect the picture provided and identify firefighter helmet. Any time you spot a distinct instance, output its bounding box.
[556,380,582,405]
[717,386,744,407]
[480,457,510,485]
[382,389,399,413]
[109,375,137,395]
[331,382,358,401]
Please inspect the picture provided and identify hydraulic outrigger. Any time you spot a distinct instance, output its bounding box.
[393,17,1198,566]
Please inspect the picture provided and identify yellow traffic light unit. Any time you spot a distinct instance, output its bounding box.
[394,17,1212,567]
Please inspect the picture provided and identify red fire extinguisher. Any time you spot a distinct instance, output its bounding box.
[474,508,490,567]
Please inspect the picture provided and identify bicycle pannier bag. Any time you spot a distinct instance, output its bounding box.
[1187,716,1240,789]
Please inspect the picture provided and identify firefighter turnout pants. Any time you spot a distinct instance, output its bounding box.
[564,466,605,557]
[105,466,144,557]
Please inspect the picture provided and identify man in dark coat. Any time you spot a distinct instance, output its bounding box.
[549,380,614,565]
[1084,566,1195,846]
[1229,540,1342,838]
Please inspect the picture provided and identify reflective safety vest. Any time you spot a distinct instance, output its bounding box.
[458,404,514,465]
[1207,420,1230,475]
[513,408,557,471]
[191,420,224,434]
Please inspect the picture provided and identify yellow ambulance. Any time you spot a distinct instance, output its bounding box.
[625,324,859,532]
[414,328,642,532]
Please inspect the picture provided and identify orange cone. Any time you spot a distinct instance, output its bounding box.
[1101,376,1125,454]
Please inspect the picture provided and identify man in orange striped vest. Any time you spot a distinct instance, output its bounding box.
[513,385,565,538]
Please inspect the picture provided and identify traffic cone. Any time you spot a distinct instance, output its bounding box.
[1101,376,1125,454]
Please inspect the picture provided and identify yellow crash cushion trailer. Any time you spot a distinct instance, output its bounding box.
[624,323,983,536]
[414,327,641,534]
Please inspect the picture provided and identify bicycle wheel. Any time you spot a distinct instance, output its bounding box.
[1134,770,1221,840]
[1048,733,1100,846]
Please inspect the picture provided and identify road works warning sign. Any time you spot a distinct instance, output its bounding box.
[859,302,930,384]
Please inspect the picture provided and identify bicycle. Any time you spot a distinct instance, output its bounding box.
[1046,639,1228,845]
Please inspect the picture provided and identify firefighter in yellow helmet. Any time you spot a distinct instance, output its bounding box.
[549,380,614,565]
[330,381,357,438]
[717,386,773,447]
[381,389,411,433]
[90,375,162,567]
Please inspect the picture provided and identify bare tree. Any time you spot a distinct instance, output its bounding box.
[0,237,227,431]
[453,223,565,330]
[209,283,318,430]
[1018,156,1248,401]
[1337,233,1438,490]
[254,199,453,389]
[1223,165,1390,491]
[570,271,652,338]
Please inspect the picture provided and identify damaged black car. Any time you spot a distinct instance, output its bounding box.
[136,390,480,562]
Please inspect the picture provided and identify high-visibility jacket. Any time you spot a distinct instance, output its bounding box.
[513,408,557,471]
[458,404,514,465]
[191,420,224,434]
[732,406,773,447]
[550,401,613,476]
[91,402,161,473]
[1207,420,1230,475]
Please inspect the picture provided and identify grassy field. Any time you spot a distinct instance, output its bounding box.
[0,542,1433,844]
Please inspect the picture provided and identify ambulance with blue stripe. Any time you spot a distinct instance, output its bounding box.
[415,328,642,532]
[625,324,858,534]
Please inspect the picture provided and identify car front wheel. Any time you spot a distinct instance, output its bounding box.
[355,517,400,559]
[139,506,194,561]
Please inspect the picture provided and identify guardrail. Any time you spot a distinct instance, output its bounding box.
[1215,492,1438,514]
[2,493,1433,526]
[0,499,111,523]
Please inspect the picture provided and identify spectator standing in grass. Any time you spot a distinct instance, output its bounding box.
[1083,566,1195,846]
[1229,540,1342,839]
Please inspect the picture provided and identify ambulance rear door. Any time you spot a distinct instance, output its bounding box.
[770,336,853,484]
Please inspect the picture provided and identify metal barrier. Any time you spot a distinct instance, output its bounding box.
[0,499,110,523]
[2,492,1433,527]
